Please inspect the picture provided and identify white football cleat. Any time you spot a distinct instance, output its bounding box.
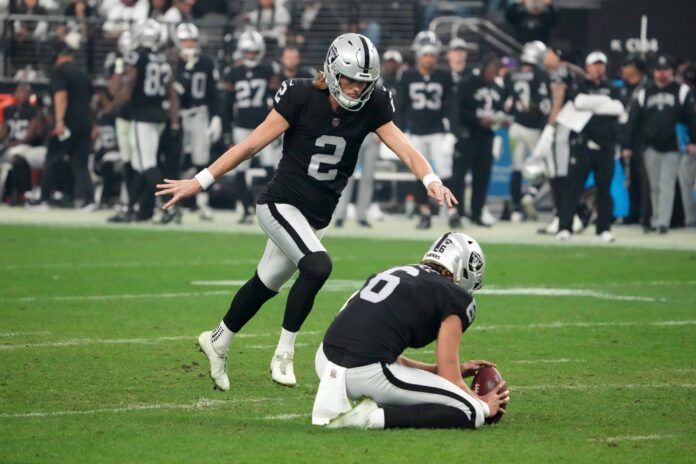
[510,211,524,223]
[270,351,296,386]
[481,207,497,226]
[598,231,615,243]
[555,230,571,241]
[572,215,584,233]
[198,331,230,391]
[327,398,379,429]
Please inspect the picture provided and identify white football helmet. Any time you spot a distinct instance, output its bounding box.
[520,41,547,67]
[117,30,134,57]
[135,19,162,51]
[176,23,200,62]
[323,33,380,112]
[237,30,265,68]
[523,155,548,186]
[421,233,486,292]
[411,30,442,57]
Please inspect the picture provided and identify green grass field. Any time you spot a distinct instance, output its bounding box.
[0,224,694,463]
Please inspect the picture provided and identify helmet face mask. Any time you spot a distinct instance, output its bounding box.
[421,233,486,293]
[176,23,200,61]
[236,30,265,68]
[323,33,380,111]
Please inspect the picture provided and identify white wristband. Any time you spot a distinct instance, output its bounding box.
[479,399,490,418]
[194,168,215,190]
[422,173,442,189]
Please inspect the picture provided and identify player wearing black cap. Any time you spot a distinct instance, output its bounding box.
[623,54,696,233]
[618,55,651,228]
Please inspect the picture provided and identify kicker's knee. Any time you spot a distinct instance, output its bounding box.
[298,251,332,281]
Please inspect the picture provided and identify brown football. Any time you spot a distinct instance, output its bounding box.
[471,366,508,424]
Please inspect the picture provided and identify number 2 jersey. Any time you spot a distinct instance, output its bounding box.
[257,78,394,229]
[323,264,476,368]
[125,48,172,123]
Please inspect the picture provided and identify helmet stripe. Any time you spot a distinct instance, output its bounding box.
[433,232,451,250]
[359,35,370,73]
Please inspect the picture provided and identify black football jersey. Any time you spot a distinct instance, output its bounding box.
[257,78,394,229]
[2,104,38,144]
[175,55,219,112]
[457,72,505,139]
[106,55,132,120]
[550,65,575,104]
[323,264,476,367]
[226,63,276,129]
[398,68,454,135]
[503,67,550,129]
[125,48,173,123]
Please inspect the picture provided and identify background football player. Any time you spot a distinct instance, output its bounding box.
[313,233,508,429]
[503,41,551,222]
[398,31,456,229]
[457,56,508,227]
[225,30,280,224]
[174,22,221,221]
[106,30,137,222]
[0,80,45,205]
[109,19,180,222]
[157,33,457,392]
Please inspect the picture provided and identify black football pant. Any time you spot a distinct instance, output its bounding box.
[41,127,94,205]
[558,141,614,234]
[461,135,494,221]
[625,148,652,227]
[450,143,467,216]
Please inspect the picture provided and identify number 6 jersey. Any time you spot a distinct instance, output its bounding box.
[257,78,394,229]
[322,264,476,367]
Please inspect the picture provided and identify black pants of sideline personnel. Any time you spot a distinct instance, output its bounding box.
[40,126,94,205]
[558,141,614,234]
[459,135,494,221]
[625,148,652,228]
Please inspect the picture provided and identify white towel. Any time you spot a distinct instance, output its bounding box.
[311,360,351,426]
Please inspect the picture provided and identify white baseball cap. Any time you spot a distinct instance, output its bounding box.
[586,51,608,65]
[383,50,403,64]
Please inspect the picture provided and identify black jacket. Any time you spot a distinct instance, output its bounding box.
[625,80,696,152]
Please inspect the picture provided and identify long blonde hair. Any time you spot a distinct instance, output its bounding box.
[313,71,328,90]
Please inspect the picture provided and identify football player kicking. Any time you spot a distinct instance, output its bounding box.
[312,233,508,429]
[156,33,457,391]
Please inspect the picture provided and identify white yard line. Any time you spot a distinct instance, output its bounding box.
[0,284,666,303]
[590,434,673,443]
[0,332,320,351]
[511,383,696,391]
[264,413,308,421]
[0,259,259,271]
[0,331,51,337]
[1,321,692,351]
[0,397,272,419]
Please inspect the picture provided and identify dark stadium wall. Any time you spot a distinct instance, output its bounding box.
[555,0,695,64]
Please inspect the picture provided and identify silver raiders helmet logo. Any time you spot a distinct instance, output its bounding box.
[468,251,483,272]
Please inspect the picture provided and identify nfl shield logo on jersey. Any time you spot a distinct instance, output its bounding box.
[332,117,340,127]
